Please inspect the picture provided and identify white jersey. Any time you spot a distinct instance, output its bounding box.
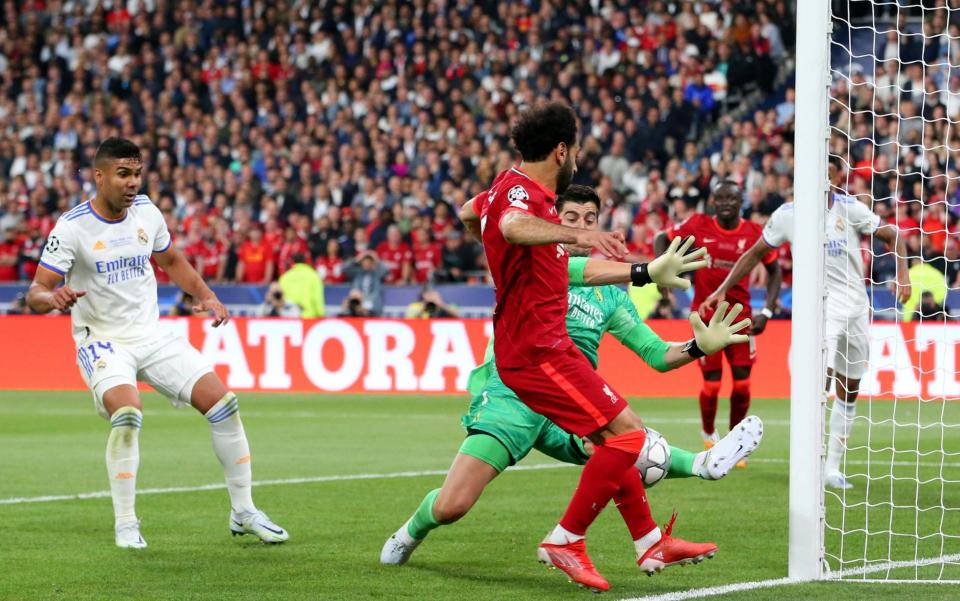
[762,193,880,319]
[39,195,172,346]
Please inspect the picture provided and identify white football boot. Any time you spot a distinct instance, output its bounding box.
[699,415,764,480]
[380,521,423,565]
[824,470,854,490]
[115,520,147,549]
[229,509,288,543]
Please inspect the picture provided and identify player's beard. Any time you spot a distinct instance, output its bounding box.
[556,155,575,194]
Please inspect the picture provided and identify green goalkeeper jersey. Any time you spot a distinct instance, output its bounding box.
[467,257,671,397]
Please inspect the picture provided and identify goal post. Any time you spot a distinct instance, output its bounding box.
[790,0,830,581]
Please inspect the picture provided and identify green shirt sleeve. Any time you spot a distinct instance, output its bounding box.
[568,257,588,286]
[606,288,671,372]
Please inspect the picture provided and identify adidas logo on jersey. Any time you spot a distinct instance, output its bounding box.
[93,240,106,250]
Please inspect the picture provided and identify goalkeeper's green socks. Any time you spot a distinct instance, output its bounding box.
[406,488,441,540]
[665,446,705,479]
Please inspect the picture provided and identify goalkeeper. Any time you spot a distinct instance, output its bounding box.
[381,185,763,566]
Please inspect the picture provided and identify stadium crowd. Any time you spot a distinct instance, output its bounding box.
[0,0,796,298]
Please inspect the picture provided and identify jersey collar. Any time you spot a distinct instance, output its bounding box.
[88,199,128,224]
[711,216,745,235]
[510,166,557,202]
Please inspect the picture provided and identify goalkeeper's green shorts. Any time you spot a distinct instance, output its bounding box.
[460,380,588,473]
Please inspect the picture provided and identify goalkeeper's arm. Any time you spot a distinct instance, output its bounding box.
[571,236,707,289]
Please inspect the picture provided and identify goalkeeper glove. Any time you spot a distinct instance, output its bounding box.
[647,236,708,290]
[686,301,753,357]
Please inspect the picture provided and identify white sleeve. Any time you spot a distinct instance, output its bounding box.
[762,204,791,247]
[150,204,172,253]
[847,199,882,234]
[38,219,77,277]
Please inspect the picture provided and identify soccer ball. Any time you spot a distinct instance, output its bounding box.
[636,428,672,488]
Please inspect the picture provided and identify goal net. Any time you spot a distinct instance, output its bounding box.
[812,0,960,582]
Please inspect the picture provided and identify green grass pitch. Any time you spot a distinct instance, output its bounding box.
[1,391,958,601]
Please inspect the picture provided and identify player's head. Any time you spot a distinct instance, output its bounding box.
[94,137,143,210]
[511,101,579,194]
[711,180,742,221]
[828,155,847,189]
[557,184,600,257]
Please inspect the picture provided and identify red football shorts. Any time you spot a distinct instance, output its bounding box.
[698,336,756,372]
[498,345,628,438]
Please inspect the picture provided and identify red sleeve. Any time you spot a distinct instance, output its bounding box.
[496,183,542,228]
[667,214,699,240]
[375,242,389,255]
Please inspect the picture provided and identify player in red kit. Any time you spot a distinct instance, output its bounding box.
[476,102,717,592]
[655,181,781,460]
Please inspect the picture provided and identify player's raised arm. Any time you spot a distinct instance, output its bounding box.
[459,196,482,241]
[153,244,229,327]
[701,239,774,315]
[573,236,706,289]
[499,210,628,258]
[874,223,912,304]
[752,249,783,334]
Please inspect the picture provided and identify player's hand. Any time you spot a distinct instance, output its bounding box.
[50,286,86,311]
[896,280,912,305]
[193,296,230,327]
[689,301,752,355]
[648,235,708,289]
[575,230,628,259]
[700,290,726,317]
[751,313,769,335]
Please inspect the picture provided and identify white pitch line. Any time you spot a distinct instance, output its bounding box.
[618,553,960,601]
[0,462,575,506]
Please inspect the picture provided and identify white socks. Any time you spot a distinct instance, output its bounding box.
[106,407,142,526]
[826,398,856,474]
[634,526,663,558]
[205,393,256,514]
[547,524,584,545]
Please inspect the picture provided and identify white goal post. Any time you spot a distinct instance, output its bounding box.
[792,0,960,584]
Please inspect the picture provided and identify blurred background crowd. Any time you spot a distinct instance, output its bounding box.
[0,0,953,318]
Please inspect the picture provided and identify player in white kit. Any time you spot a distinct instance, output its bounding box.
[702,160,910,489]
[26,138,288,548]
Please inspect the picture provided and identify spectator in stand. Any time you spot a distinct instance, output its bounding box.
[411,227,442,284]
[258,283,302,318]
[278,227,311,276]
[344,251,389,316]
[0,227,19,281]
[375,225,413,285]
[279,253,325,318]
[436,231,480,283]
[236,227,274,285]
[316,239,347,284]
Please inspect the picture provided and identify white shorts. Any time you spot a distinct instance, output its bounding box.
[825,312,870,380]
[75,333,213,419]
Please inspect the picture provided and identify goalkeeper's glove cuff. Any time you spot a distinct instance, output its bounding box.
[630,263,652,287]
[682,338,707,358]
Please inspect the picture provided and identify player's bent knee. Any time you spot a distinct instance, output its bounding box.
[433,494,475,524]
[190,373,231,413]
[101,384,142,417]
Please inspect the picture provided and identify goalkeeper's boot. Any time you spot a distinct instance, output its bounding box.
[230,509,288,543]
[702,430,719,451]
[115,519,147,549]
[380,521,423,565]
[538,537,610,592]
[824,470,854,490]
[637,513,717,576]
[700,415,764,480]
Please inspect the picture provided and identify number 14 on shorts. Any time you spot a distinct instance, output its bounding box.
[78,341,115,377]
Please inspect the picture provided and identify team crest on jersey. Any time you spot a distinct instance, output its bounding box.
[602,384,618,404]
[507,185,529,210]
[93,240,106,251]
[44,236,60,254]
[137,228,148,245]
[594,288,604,303]
[835,216,845,232]
[737,238,746,251]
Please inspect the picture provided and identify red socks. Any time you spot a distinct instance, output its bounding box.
[559,430,647,536]
[730,378,751,430]
[613,469,656,539]
[699,380,722,434]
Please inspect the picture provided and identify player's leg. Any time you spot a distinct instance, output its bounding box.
[824,315,867,489]
[78,339,145,548]
[699,354,723,448]
[381,436,505,565]
[726,335,756,468]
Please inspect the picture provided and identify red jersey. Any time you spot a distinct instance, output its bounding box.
[376,241,413,284]
[668,214,776,318]
[0,240,20,281]
[480,167,571,368]
[277,237,310,274]
[237,240,273,283]
[412,242,442,283]
[186,239,225,279]
[315,256,346,283]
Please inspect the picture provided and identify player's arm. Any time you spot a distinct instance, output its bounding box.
[458,197,482,240]
[499,211,628,258]
[874,223,912,304]
[753,253,782,334]
[701,239,774,314]
[570,236,707,289]
[153,245,229,326]
[26,267,85,313]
